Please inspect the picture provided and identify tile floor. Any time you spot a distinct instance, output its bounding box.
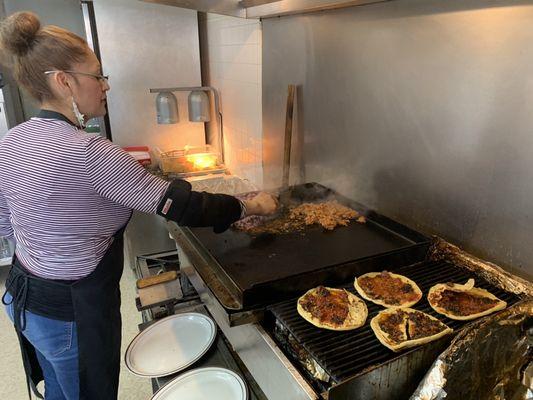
[0,263,153,399]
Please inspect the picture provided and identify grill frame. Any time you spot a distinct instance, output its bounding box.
[266,260,521,398]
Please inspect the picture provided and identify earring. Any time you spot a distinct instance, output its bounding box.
[71,97,86,128]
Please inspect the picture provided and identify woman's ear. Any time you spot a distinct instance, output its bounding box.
[51,71,73,97]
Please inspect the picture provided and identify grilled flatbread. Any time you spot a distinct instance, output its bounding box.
[297,286,368,331]
[354,271,422,308]
[371,307,453,352]
[428,279,507,321]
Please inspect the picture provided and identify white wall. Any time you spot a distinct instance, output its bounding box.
[92,0,205,152]
[203,13,263,187]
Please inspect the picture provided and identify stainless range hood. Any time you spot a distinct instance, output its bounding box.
[140,0,390,19]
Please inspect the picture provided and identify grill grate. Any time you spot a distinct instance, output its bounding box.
[267,260,521,384]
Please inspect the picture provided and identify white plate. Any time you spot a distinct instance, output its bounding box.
[125,313,216,377]
[151,367,248,400]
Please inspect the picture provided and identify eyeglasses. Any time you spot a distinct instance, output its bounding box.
[44,70,109,83]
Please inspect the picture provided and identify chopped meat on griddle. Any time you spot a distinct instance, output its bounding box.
[289,201,359,230]
[234,200,363,234]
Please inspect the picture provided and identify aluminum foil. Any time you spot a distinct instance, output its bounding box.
[411,301,533,400]
[151,170,259,195]
[188,174,257,195]
[429,237,533,298]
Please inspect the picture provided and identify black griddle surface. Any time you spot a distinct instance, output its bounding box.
[187,183,429,309]
[191,219,414,291]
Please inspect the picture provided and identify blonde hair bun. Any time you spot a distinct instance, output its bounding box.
[0,11,88,102]
[0,11,41,57]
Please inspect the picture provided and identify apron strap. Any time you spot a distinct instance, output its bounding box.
[2,272,29,331]
[15,330,44,399]
[3,273,44,399]
[3,263,61,400]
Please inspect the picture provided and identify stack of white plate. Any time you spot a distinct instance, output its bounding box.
[125,312,248,400]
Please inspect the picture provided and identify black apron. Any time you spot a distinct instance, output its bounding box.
[3,228,126,400]
[72,228,125,400]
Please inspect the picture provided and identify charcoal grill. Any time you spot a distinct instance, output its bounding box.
[267,259,520,398]
[166,182,526,400]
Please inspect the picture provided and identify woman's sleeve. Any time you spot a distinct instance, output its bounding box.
[0,189,13,239]
[84,135,170,213]
[84,136,243,232]
[156,179,243,233]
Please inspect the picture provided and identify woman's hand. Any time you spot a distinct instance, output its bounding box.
[243,192,278,216]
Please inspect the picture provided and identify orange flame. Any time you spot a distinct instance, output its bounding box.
[186,153,217,170]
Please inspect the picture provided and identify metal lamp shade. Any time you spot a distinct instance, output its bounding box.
[156,92,179,124]
[188,90,210,122]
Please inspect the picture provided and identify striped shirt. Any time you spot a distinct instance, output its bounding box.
[0,116,170,280]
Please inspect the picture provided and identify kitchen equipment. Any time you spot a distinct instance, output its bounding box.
[125,312,216,377]
[134,251,199,320]
[156,145,223,175]
[136,271,178,289]
[412,300,532,400]
[166,181,526,399]
[150,367,248,400]
[150,86,226,164]
[155,92,179,124]
[180,182,430,311]
[268,259,520,397]
[136,269,184,315]
[188,90,210,122]
[137,278,184,316]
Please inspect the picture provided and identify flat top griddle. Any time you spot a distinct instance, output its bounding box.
[192,216,413,290]
[186,183,430,309]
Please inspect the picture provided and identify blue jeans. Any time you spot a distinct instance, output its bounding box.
[4,291,80,400]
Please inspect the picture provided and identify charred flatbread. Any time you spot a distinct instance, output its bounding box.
[428,279,507,321]
[371,307,453,352]
[297,286,368,331]
[354,271,422,308]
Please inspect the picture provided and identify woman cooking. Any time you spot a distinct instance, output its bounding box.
[0,11,277,400]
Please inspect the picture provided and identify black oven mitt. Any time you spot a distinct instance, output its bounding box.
[156,179,242,233]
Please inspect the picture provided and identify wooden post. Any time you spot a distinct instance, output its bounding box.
[282,84,296,190]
